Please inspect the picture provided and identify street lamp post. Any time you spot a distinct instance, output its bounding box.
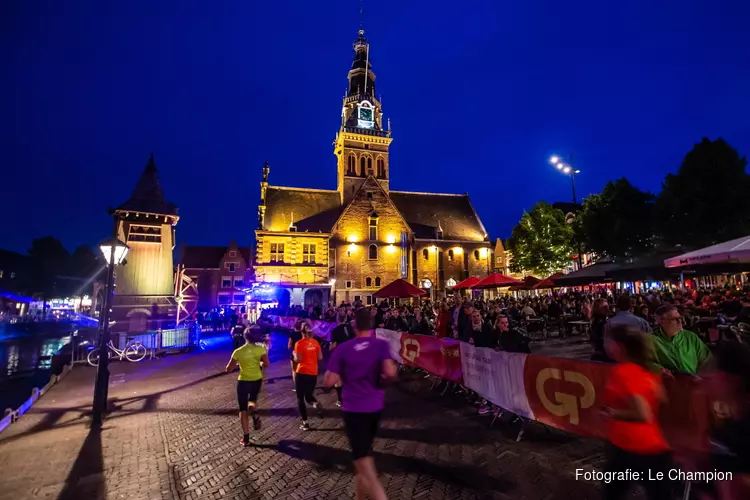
[91,236,129,427]
[549,154,584,269]
[549,154,580,204]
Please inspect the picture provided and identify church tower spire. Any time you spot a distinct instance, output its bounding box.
[334,26,393,204]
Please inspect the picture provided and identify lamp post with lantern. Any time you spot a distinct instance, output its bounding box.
[91,236,129,427]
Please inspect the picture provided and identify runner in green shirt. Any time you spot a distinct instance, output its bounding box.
[651,305,711,374]
[225,328,270,447]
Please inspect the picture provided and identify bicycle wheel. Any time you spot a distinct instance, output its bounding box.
[125,343,147,362]
[87,348,103,367]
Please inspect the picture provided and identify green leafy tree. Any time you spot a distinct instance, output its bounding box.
[575,178,655,259]
[26,236,70,298]
[68,245,102,279]
[508,202,574,276]
[656,138,750,248]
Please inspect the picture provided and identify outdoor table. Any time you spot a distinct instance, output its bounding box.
[567,320,590,337]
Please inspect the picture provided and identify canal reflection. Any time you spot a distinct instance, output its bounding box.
[0,336,69,379]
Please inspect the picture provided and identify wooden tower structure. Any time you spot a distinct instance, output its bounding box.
[110,153,180,333]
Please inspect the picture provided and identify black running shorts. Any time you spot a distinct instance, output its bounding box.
[236,379,262,410]
[342,411,381,460]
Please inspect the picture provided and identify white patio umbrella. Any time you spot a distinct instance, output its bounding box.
[664,236,750,268]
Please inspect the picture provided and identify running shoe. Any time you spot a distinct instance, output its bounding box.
[253,415,262,430]
[300,421,310,431]
[313,402,324,416]
[335,401,342,408]
[240,438,251,447]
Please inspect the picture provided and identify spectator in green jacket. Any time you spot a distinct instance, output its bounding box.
[651,305,711,374]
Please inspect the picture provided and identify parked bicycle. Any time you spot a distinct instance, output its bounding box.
[87,339,148,366]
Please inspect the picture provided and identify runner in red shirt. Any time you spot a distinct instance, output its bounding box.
[293,321,323,430]
[602,324,673,499]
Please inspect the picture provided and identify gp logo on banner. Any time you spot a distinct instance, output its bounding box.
[523,355,611,438]
[401,338,420,363]
[535,368,595,425]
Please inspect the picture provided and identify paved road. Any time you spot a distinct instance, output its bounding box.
[0,333,606,500]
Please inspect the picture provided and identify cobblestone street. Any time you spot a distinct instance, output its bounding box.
[0,333,606,500]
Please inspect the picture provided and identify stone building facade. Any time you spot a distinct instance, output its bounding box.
[255,29,492,307]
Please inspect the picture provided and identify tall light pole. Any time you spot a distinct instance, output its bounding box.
[549,154,584,269]
[549,154,580,204]
[92,236,129,427]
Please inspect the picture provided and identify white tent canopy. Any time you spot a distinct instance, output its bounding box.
[664,236,750,268]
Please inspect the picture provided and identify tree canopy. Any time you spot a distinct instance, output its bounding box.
[23,237,102,298]
[508,202,574,276]
[656,138,750,248]
[575,178,655,259]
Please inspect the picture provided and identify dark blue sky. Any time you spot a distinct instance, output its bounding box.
[3,0,749,253]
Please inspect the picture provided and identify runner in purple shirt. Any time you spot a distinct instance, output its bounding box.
[324,307,397,500]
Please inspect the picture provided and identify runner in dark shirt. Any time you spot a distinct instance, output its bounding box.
[329,315,356,407]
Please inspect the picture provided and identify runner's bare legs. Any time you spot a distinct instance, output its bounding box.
[239,409,249,435]
[353,457,387,500]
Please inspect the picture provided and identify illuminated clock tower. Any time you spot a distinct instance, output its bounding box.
[334,29,393,204]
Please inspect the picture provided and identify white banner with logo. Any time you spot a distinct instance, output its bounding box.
[374,328,404,364]
[459,343,534,419]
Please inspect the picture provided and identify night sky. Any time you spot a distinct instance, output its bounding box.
[3,0,750,253]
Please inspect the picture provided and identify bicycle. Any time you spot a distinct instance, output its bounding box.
[87,339,148,366]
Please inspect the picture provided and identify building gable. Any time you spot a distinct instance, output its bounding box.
[332,176,411,243]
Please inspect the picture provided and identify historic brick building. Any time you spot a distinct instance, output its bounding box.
[255,29,492,307]
[178,242,253,311]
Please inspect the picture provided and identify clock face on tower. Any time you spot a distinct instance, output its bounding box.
[359,106,373,122]
[358,101,374,129]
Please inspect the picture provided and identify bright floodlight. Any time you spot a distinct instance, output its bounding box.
[575,169,581,174]
[100,238,129,265]
[549,155,560,165]
[563,166,572,174]
[556,163,563,170]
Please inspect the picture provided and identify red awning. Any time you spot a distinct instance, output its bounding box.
[372,279,428,299]
[509,276,540,291]
[533,272,566,289]
[452,276,481,290]
[473,273,522,288]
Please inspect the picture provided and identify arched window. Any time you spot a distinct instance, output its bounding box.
[448,249,454,261]
[375,277,381,287]
[360,157,366,176]
[474,250,480,261]
[368,244,378,260]
[376,157,385,178]
[365,277,372,287]
[422,248,429,260]
[366,157,373,176]
[347,155,356,175]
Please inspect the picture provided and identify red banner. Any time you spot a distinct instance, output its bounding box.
[523,355,612,439]
[399,333,463,382]
[272,316,726,453]
[522,354,713,452]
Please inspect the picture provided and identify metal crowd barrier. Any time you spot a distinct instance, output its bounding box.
[113,324,201,357]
